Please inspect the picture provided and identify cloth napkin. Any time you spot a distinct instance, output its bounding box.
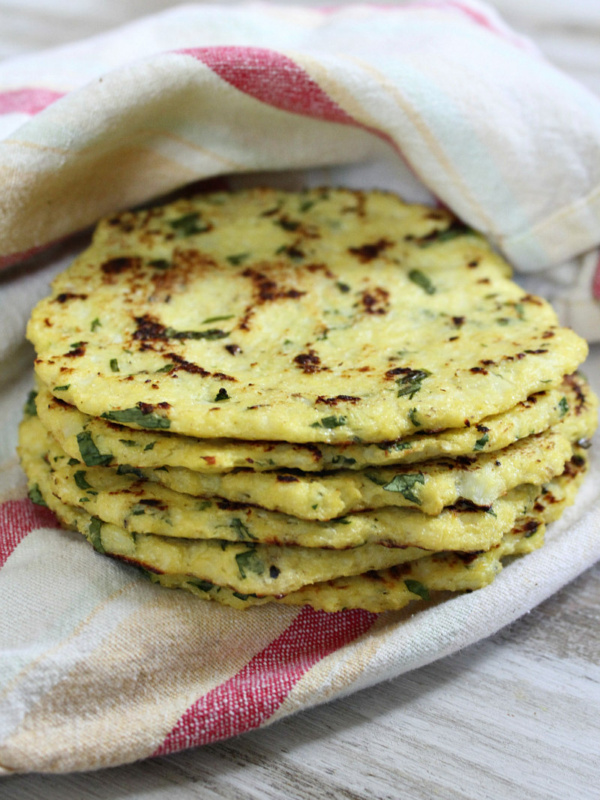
[0,1,599,775]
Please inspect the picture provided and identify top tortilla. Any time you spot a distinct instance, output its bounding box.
[28,188,587,443]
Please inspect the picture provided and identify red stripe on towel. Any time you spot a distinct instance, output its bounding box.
[154,605,376,755]
[0,88,64,115]
[0,498,58,569]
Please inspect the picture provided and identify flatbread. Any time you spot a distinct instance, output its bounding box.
[28,188,587,443]
[34,378,571,473]
[146,458,586,612]
[41,417,542,552]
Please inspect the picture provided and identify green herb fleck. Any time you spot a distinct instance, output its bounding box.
[119,439,137,447]
[155,363,175,373]
[311,415,347,429]
[235,549,265,579]
[24,390,38,417]
[376,441,412,452]
[299,199,315,212]
[116,464,145,479]
[230,518,257,541]
[408,269,436,295]
[558,397,569,417]
[215,388,230,402]
[101,407,170,429]
[198,500,212,511]
[144,442,156,451]
[226,253,250,266]
[54,385,70,391]
[164,327,229,341]
[148,259,171,270]
[74,470,93,491]
[408,408,421,427]
[473,433,489,451]
[88,517,105,553]
[70,341,84,349]
[28,484,46,507]
[76,431,113,466]
[67,458,80,466]
[110,358,120,373]
[91,317,102,332]
[202,314,235,324]
[380,473,425,504]
[189,578,215,593]
[276,217,300,232]
[169,212,210,237]
[396,369,431,399]
[404,579,430,601]
[417,222,472,247]
[336,281,351,293]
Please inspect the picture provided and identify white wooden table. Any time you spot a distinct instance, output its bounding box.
[1,2,599,797]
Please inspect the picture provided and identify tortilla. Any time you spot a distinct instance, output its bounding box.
[28,188,587,444]
[34,378,572,473]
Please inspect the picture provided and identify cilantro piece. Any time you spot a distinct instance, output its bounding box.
[76,431,113,466]
[189,578,215,593]
[473,433,489,452]
[408,269,436,295]
[116,464,145,479]
[215,388,230,402]
[396,369,431,399]
[197,500,212,511]
[74,471,93,491]
[54,385,70,391]
[164,327,229,341]
[230,518,257,541]
[28,484,46,507]
[336,281,351,293]
[119,439,137,447]
[144,442,156,451]
[67,458,80,466]
[417,222,472,247]
[155,363,175,373]
[202,314,235,324]
[24,390,38,417]
[110,358,119,373]
[558,397,569,417]
[169,212,210,236]
[311,415,347,429]
[404,579,430,601]
[235,549,265,579]
[330,455,357,467]
[376,441,412,452]
[226,253,250,266]
[380,473,425,504]
[91,318,102,332]
[88,517,105,553]
[101,408,170,429]
[299,199,315,212]
[408,408,421,427]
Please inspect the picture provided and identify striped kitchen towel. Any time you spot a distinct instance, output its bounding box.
[1,1,600,774]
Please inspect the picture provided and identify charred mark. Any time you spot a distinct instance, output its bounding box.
[102,257,142,275]
[316,395,361,406]
[294,349,328,374]
[54,293,88,303]
[348,238,392,263]
[360,286,390,315]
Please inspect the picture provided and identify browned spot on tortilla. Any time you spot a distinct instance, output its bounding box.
[316,395,361,406]
[349,238,392,263]
[360,286,390,315]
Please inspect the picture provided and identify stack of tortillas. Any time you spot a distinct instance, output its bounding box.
[19,188,598,612]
